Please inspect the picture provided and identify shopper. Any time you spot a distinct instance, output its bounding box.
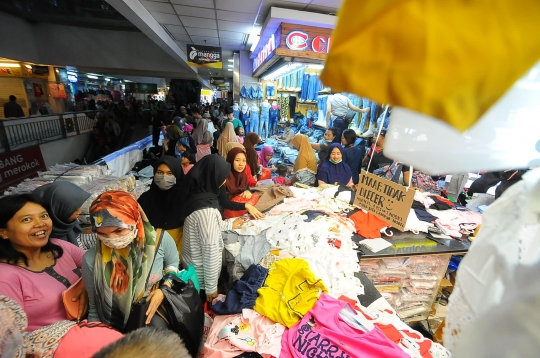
[0,195,122,356]
[235,126,245,144]
[162,124,183,157]
[223,147,260,200]
[272,121,295,148]
[243,132,261,177]
[3,95,25,118]
[310,127,340,163]
[138,157,185,256]
[365,130,411,186]
[83,191,179,331]
[221,107,244,131]
[181,151,196,174]
[104,116,121,149]
[341,128,365,185]
[326,92,369,138]
[180,155,246,303]
[258,145,274,168]
[222,142,244,160]
[31,181,96,250]
[192,108,213,162]
[288,134,318,186]
[217,122,239,157]
[317,143,354,187]
[273,164,288,185]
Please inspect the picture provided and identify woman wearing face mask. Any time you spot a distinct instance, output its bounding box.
[82,191,179,331]
[138,156,185,257]
[181,155,247,303]
[310,127,340,164]
[31,181,96,250]
[317,143,354,188]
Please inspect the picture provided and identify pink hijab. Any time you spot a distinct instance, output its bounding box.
[257,145,274,167]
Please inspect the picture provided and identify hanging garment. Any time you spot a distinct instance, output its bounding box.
[240,86,249,98]
[445,168,540,356]
[280,294,409,358]
[254,258,327,328]
[249,110,260,136]
[321,0,540,131]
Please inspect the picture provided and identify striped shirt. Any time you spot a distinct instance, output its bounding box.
[181,208,232,294]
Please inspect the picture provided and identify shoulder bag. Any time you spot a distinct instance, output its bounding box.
[123,228,164,333]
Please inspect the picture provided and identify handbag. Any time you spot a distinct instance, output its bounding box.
[160,277,204,358]
[62,277,85,321]
[123,228,164,333]
[223,193,260,219]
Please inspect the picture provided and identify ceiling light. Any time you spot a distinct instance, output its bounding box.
[250,37,260,52]
[87,75,99,79]
[0,63,20,68]
[24,64,32,69]
[228,64,233,68]
[262,63,304,81]
[228,59,234,62]
[104,78,111,81]
[67,71,77,76]
[228,69,233,71]
[247,26,261,45]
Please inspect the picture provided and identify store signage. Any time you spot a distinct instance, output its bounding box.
[187,44,222,68]
[354,170,415,231]
[253,33,276,72]
[125,83,158,94]
[0,146,47,192]
[0,66,22,77]
[285,29,332,53]
[67,71,78,83]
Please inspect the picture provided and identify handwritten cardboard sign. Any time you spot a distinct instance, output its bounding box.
[354,170,415,231]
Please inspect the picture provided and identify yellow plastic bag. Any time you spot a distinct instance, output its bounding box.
[321,0,540,131]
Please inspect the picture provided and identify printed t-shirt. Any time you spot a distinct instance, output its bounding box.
[350,210,391,239]
[280,294,408,358]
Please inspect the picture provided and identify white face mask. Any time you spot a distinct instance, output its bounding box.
[97,228,138,249]
[154,173,176,190]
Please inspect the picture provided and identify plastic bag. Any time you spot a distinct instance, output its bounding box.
[174,264,201,294]
[161,278,204,358]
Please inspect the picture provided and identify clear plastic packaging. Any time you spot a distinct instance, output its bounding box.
[400,288,432,302]
[397,303,429,320]
[410,280,438,290]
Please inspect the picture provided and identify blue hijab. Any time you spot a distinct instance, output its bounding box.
[317,143,352,185]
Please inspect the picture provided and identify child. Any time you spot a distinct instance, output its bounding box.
[181,151,195,174]
[235,126,245,144]
[273,164,288,185]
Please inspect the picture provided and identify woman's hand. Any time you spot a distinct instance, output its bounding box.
[145,288,165,325]
[163,138,169,146]
[177,144,187,152]
[206,292,219,303]
[241,190,252,199]
[232,217,246,229]
[245,204,265,220]
[72,286,89,321]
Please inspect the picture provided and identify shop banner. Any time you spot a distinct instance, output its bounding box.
[125,83,158,94]
[0,66,22,77]
[0,146,47,192]
[187,44,222,68]
[354,170,415,231]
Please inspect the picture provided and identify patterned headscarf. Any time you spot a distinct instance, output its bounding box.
[90,191,158,330]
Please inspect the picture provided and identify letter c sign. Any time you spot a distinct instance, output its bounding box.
[286,31,309,50]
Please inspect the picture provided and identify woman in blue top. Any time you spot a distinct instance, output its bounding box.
[317,143,354,188]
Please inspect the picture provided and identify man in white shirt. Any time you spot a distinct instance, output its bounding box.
[326,93,369,138]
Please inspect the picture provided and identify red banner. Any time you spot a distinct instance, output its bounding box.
[0,146,47,192]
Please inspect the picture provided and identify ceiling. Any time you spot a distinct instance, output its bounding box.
[137,0,342,80]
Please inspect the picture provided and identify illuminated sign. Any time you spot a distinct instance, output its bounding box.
[67,73,78,82]
[284,30,332,53]
[253,33,276,72]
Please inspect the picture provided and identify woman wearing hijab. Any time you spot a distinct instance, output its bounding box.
[217,148,264,218]
[317,143,354,187]
[192,116,213,162]
[181,155,246,303]
[258,145,274,168]
[82,191,179,331]
[31,181,95,250]
[163,124,183,157]
[217,122,239,157]
[222,142,244,159]
[243,132,260,177]
[289,134,318,186]
[138,156,185,256]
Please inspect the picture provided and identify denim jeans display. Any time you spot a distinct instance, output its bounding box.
[259,111,269,137]
[359,98,371,130]
[316,95,328,126]
[240,111,250,132]
[240,86,249,98]
[233,110,240,120]
[300,74,311,100]
[377,108,391,130]
[249,110,260,135]
[369,101,379,124]
[266,83,275,98]
[269,108,279,132]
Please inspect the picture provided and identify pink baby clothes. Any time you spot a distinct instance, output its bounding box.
[273,176,286,185]
[0,239,84,332]
[268,198,317,215]
[237,136,245,144]
[196,143,212,162]
[280,294,408,358]
[204,309,285,358]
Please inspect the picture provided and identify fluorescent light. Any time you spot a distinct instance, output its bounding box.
[250,36,260,52]
[0,63,20,68]
[262,63,304,81]
[228,64,233,68]
[307,64,324,70]
[87,75,98,79]
[67,71,77,76]
[247,26,261,45]
[228,69,233,71]
[24,64,32,69]
[104,78,111,81]
[228,59,234,62]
